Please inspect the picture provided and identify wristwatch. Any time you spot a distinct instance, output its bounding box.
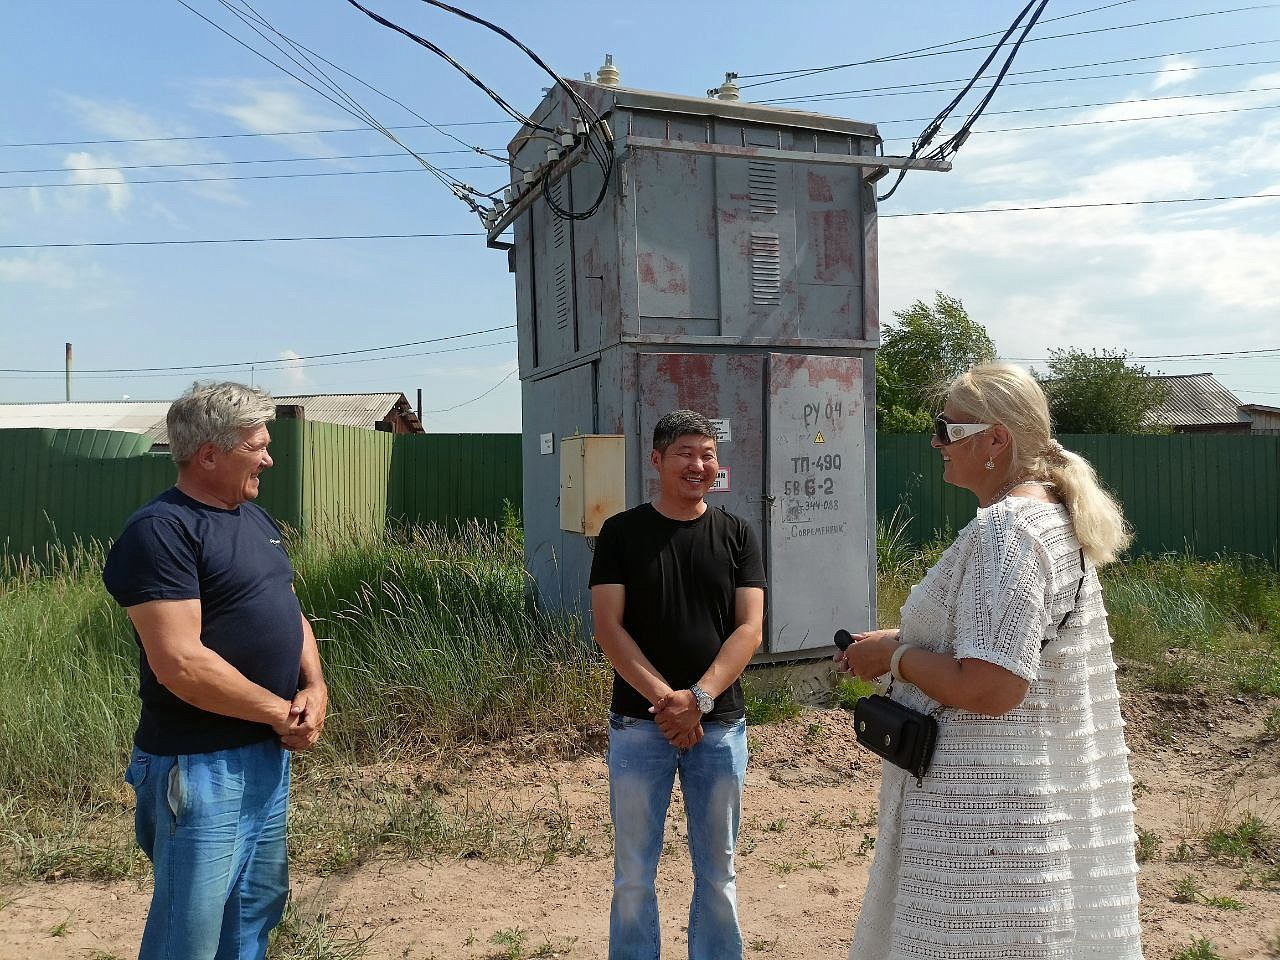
[690,683,715,714]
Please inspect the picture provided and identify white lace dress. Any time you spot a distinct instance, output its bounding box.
[850,497,1142,960]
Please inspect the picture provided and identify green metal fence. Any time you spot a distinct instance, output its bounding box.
[877,433,1280,562]
[0,425,522,559]
[4,427,1277,563]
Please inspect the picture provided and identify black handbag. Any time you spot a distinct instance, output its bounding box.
[853,683,938,787]
[836,629,938,786]
[837,551,1086,788]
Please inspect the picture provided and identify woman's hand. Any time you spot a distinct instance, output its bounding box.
[834,628,901,681]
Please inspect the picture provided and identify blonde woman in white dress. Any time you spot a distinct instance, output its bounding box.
[836,363,1142,960]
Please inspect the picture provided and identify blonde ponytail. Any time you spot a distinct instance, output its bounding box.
[946,363,1132,566]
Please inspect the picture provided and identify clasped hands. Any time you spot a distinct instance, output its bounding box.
[650,689,704,749]
[273,682,328,751]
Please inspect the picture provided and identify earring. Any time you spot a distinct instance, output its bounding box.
[985,459,995,470]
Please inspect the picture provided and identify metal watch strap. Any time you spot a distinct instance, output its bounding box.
[690,683,714,713]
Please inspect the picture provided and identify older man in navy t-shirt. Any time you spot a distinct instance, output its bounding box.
[103,381,327,960]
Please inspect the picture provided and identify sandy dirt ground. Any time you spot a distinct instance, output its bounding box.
[4,684,1279,960]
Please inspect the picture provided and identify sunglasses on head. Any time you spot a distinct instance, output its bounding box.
[933,415,992,446]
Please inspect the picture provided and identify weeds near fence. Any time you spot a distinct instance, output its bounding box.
[0,524,609,881]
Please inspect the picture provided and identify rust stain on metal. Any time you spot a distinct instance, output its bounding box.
[807,171,834,203]
[809,211,855,283]
[636,252,689,295]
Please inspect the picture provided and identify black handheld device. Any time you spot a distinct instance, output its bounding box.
[833,629,853,650]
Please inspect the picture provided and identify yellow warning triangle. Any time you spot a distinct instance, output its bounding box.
[814,432,825,444]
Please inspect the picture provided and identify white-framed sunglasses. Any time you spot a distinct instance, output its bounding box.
[933,415,992,445]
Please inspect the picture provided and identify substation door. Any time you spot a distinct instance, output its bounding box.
[634,352,871,657]
[765,354,871,654]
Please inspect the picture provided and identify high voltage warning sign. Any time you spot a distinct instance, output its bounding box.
[814,432,825,444]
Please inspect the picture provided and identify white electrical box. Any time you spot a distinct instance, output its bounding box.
[560,435,625,536]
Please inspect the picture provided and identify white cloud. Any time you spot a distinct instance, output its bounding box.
[59,95,244,208]
[192,80,343,156]
[0,257,79,288]
[65,151,130,213]
[279,349,310,389]
[1152,58,1199,91]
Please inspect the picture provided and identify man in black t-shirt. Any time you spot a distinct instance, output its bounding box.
[103,382,327,960]
[589,410,767,960]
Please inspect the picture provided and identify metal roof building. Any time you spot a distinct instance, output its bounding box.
[1146,373,1249,433]
[0,401,171,434]
[0,393,424,446]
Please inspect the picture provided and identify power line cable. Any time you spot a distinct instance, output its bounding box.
[879,0,1047,202]
[3,163,504,191]
[758,42,1280,104]
[175,0,489,212]
[12,84,1275,189]
[0,339,519,383]
[880,102,1280,141]
[0,120,512,150]
[0,232,485,250]
[422,365,518,412]
[740,0,1140,84]
[220,0,505,162]
[346,0,616,221]
[0,325,516,374]
[0,148,498,175]
[879,191,1280,217]
[5,192,1276,250]
[739,3,1280,89]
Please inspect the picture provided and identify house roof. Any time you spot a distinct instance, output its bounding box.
[1146,373,1246,428]
[0,393,421,443]
[1240,404,1280,415]
[0,401,171,433]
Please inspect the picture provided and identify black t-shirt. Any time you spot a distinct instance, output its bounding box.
[102,487,304,755]
[588,503,767,722]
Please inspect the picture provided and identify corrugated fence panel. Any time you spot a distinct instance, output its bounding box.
[876,433,1280,562]
[387,433,522,526]
[0,428,174,557]
[302,420,392,538]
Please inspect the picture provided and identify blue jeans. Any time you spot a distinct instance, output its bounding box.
[125,739,290,960]
[607,714,749,960]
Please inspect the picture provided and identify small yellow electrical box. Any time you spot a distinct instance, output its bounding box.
[560,435,625,536]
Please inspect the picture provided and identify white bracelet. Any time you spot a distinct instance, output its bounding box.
[889,642,915,683]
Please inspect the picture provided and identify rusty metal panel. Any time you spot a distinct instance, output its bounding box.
[634,352,767,535]
[633,149,719,329]
[766,354,872,653]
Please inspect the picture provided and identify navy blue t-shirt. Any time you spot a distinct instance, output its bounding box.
[103,487,304,755]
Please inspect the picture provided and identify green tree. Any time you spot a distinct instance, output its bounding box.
[1038,348,1170,434]
[877,291,996,431]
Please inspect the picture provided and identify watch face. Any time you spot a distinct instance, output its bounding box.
[694,688,714,712]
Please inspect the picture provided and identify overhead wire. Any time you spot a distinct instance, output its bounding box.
[0,326,517,375]
[878,0,1048,202]
[342,0,614,222]
[738,3,1280,89]
[175,0,495,213]
[423,365,518,412]
[220,0,506,163]
[2,163,506,191]
[758,41,1280,104]
[5,192,1279,251]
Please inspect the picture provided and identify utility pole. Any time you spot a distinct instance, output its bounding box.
[65,342,72,401]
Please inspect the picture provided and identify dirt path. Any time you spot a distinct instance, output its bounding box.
[4,687,1279,960]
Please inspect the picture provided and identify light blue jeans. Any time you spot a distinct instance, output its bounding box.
[607,713,749,960]
[125,739,290,960]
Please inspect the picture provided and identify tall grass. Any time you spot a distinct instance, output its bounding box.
[0,524,609,879]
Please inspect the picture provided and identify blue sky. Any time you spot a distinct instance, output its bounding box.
[3,0,1279,430]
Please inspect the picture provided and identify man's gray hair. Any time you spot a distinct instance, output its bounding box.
[652,409,718,453]
[167,381,276,465]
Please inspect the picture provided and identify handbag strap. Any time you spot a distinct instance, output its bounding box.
[1044,547,1086,648]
